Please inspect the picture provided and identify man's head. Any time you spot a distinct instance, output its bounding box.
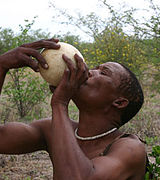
[117,63,144,125]
[73,61,144,126]
[95,62,144,125]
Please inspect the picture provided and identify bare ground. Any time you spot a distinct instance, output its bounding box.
[0,151,53,180]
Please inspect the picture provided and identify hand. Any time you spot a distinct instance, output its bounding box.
[0,39,60,72]
[51,54,89,106]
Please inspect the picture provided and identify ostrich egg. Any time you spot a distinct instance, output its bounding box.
[39,42,84,86]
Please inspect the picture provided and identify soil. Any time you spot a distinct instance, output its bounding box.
[0,151,52,180]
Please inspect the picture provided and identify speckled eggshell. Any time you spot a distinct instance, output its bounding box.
[39,42,84,86]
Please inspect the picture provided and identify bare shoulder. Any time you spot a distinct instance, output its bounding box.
[91,134,146,180]
[115,134,146,150]
[108,134,146,165]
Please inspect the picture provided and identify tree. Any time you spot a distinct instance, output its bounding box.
[1,19,51,121]
[0,28,15,54]
[134,0,160,92]
[50,1,148,77]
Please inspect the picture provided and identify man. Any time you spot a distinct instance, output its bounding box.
[0,39,147,179]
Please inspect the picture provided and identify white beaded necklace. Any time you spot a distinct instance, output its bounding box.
[75,127,117,141]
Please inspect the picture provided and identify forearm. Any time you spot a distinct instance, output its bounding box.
[0,55,8,94]
[51,104,93,180]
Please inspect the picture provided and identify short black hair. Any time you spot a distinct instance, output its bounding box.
[118,64,144,125]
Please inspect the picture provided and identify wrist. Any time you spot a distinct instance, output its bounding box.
[0,64,8,75]
[51,96,70,109]
[0,55,9,73]
[52,102,69,120]
[51,100,69,109]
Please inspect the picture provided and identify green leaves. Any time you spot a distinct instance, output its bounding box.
[1,19,51,121]
[3,68,50,119]
[145,146,160,179]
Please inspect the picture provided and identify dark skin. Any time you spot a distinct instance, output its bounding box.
[0,40,146,180]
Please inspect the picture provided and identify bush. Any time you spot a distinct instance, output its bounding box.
[3,69,50,120]
[145,145,160,179]
[1,19,51,121]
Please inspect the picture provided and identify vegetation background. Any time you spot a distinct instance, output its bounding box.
[0,0,159,179]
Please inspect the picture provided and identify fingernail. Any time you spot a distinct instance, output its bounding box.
[44,64,49,69]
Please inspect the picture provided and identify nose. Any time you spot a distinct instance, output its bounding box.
[88,69,98,78]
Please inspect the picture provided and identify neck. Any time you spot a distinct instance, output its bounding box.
[77,108,120,138]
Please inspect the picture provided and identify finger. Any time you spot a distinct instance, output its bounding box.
[74,54,83,70]
[21,54,39,72]
[47,38,59,43]
[62,54,77,82]
[62,54,76,72]
[22,48,49,69]
[74,53,88,70]
[21,39,60,50]
[74,54,89,83]
[74,53,88,73]
[74,53,84,62]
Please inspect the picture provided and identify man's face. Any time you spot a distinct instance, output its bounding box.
[73,62,128,109]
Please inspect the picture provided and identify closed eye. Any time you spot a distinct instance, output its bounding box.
[100,68,112,76]
[101,70,107,75]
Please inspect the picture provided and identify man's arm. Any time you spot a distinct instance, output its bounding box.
[0,39,60,154]
[0,120,49,154]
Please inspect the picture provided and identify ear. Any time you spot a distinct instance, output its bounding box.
[112,97,129,109]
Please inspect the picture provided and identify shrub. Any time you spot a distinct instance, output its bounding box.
[145,145,160,179]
